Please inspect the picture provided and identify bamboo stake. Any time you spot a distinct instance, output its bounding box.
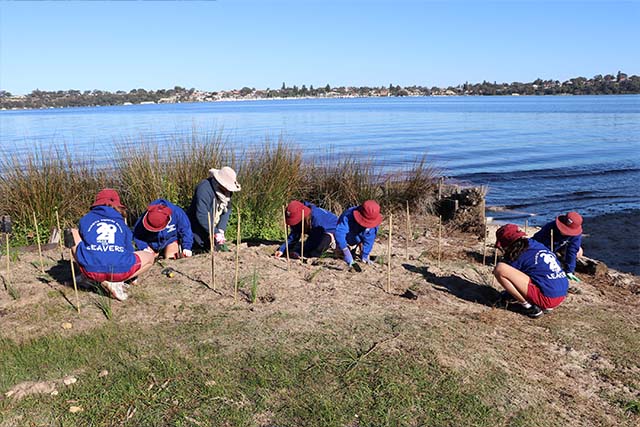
[494,248,498,266]
[5,234,10,283]
[55,208,64,261]
[212,200,217,289]
[234,206,241,303]
[207,212,215,290]
[437,216,442,268]
[282,205,290,270]
[405,201,410,260]
[32,211,44,273]
[69,249,80,313]
[387,213,393,293]
[550,228,554,252]
[300,209,305,263]
[482,225,487,266]
[524,219,528,234]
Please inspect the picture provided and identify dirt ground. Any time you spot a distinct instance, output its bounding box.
[1,211,639,426]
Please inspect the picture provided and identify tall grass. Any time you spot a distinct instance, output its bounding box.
[0,133,442,243]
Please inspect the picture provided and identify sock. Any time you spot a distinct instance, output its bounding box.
[520,301,532,308]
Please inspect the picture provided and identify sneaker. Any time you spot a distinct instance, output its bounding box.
[494,291,517,308]
[521,304,543,318]
[101,281,128,301]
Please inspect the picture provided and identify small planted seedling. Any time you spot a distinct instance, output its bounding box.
[305,267,323,282]
[94,288,113,320]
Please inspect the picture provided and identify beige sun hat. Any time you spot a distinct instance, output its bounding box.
[209,166,241,192]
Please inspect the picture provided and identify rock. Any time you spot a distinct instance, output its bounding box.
[61,322,72,330]
[63,376,77,386]
[98,370,108,378]
[69,406,83,413]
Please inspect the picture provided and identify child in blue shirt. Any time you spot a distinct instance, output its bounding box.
[532,211,584,282]
[133,199,194,259]
[334,200,383,266]
[275,200,338,259]
[493,224,569,318]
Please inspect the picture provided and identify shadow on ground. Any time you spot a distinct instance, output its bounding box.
[403,263,502,308]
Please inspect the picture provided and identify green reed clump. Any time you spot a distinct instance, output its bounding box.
[0,147,109,243]
[117,131,231,220]
[380,156,440,215]
[235,139,303,240]
[303,157,381,215]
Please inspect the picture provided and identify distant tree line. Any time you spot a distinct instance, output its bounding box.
[1,72,638,109]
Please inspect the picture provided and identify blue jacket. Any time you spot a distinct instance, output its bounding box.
[532,221,582,273]
[133,199,193,252]
[75,205,137,274]
[508,239,569,298]
[335,206,379,260]
[278,202,338,254]
[187,178,233,248]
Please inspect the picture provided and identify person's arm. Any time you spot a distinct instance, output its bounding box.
[360,227,377,260]
[194,182,214,234]
[278,226,300,255]
[175,207,194,251]
[564,235,582,273]
[215,201,232,234]
[334,212,350,251]
[132,222,150,251]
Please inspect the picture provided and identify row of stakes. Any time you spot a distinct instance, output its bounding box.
[1,206,549,311]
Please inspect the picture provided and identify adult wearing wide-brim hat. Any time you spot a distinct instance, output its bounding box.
[187,166,241,252]
[275,200,339,259]
[493,224,569,318]
[133,199,194,259]
[532,211,584,282]
[334,200,383,266]
[69,188,156,301]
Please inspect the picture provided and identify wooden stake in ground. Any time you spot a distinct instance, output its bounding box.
[405,201,411,260]
[387,213,393,293]
[234,206,241,303]
[482,224,488,266]
[300,209,305,263]
[32,211,44,273]
[550,228,554,252]
[55,208,64,261]
[282,205,290,270]
[5,233,10,285]
[69,249,80,313]
[207,211,216,290]
[524,219,528,234]
[494,247,499,266]
[437,216,442,268]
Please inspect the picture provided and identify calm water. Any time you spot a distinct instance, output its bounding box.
[1,96,639,224]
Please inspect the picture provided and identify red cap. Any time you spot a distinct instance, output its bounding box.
[142,204,172,232]
[285,200,311,226]
[495,224,526,249]
[556,211,583,236]
[353,200,382,228]
[92,188,125,209]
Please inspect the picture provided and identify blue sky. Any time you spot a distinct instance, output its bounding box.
[1,0,638,94]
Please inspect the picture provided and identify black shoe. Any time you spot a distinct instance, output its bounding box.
[521,304,543,318]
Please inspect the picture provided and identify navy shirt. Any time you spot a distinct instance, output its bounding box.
[509,239,569,298]
[532,221,582,273]
[133,199,193,252]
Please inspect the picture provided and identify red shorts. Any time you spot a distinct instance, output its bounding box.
[527,281,565,310]
[80,254,142,282]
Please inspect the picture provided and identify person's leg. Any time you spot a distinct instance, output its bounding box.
[133,250,156,276]
[307,234,332,258]
[493,262,531,303]
[163,241,180,259]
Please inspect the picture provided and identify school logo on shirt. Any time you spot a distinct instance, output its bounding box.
[86,219,125,253]
[535,250,566,280]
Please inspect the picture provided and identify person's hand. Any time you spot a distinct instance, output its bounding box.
[182,249,192,258]
[143,247,155,254]
[342,247,354,266]
[362,257,375,266]
[214,231,226,245]
[274,250,283,258]
[567,272,581,282]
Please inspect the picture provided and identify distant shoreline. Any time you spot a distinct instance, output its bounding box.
[3,93,640,112]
